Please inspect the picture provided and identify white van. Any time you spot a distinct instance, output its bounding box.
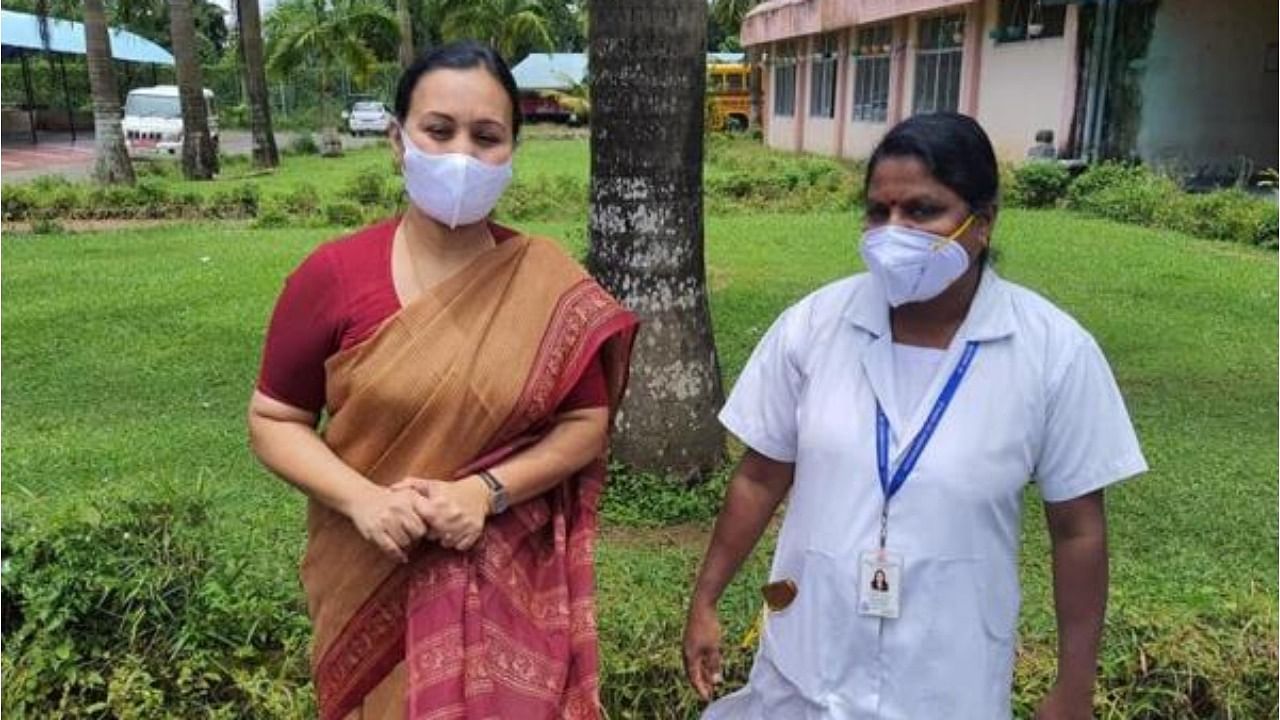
[122,85,219,157]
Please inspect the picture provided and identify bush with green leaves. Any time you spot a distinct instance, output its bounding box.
[1,481,312,718]
[1066,162,1277,246]
[344,167,389,209]
[206,183,261,219]
[497,175,588,221]
[323,200,364,227]
[287,134,320,157]
[1009,161,1072,208]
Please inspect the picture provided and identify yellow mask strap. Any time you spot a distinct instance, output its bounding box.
[932,214,976,249]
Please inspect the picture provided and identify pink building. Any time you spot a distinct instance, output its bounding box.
[743,0,1277,181]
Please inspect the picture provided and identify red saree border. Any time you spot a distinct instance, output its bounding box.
[313,277,637,720]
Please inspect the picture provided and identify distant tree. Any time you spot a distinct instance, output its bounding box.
[440,0,554,63]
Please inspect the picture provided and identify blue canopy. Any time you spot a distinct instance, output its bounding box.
[0,9,174,64]
[513,52,750,91]
[512,53,588,91]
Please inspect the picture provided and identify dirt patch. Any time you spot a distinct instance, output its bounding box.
[2,218,247,233]
[600,521,713,551]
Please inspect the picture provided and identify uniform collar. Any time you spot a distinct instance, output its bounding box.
[843,266,1017,344]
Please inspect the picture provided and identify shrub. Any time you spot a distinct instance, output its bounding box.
[344,167,387,208]
[1066,163,1277,247]
[252,200,292,229]
[497,175,587,221]
[206,183,261,219]
[133,179,174,219]
[1,481,313,718]
[280,183,321,218]
[1251,204,1278,249]
[85,185,143,220]
[135,160,179,180]
[29,217,65,235]
[1066,163,1180,226]
[2,184,36,221]
[287,133,319,156]
[1009,161,1071,208]
[323,199,363,227]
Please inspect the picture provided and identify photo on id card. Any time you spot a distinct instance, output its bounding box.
[858,550,902,619]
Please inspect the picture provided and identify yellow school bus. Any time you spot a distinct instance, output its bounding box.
[707,62,755,132]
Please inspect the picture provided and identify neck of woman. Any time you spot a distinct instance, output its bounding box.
[400,205,496,266]
[890,263,983,349]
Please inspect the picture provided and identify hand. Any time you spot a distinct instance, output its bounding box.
[345,483,435,563]
[408,476,490,552]
[1034,682,1094,720]
[682,600,724,702]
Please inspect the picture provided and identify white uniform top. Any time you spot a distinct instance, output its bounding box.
[704,268,1147,720]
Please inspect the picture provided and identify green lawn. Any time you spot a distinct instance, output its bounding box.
[2,137,1276,718]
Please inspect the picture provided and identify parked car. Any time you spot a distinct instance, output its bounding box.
[345,101,392,136]
[122,85,219,157]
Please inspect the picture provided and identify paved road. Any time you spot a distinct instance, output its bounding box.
[1,130,384,183]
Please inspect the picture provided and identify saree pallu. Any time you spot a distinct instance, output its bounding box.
[302,233,637,720]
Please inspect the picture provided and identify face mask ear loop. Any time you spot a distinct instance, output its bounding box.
[931,214,976,250]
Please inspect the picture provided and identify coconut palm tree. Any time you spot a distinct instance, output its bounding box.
[441,0,553,61]
[235,0,278,167]
[81,0,136,184]
[396,0,414,67]
[267,0,396,154]
[587,0,725,474]
[170,0,218,178]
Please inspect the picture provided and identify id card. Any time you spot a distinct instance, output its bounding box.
[858,550,903,619]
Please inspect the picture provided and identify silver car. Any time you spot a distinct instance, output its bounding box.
[346,101,392,136]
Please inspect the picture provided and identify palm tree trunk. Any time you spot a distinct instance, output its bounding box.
[83,0,135,185]
[170,0,219,179]
[397,0,415,68]
[237,0,279,167]
[587,0,725,476]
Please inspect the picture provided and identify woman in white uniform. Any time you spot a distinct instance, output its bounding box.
[682,113,1146,720]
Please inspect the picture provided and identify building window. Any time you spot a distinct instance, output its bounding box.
[809,34,839,118]
[995,0,1066,42]
[773,41,798,117]
[913,14,965,114]
[851,24,892,122]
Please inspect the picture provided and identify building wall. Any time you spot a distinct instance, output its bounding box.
[1136,0,1278,175]
[753,0,1086,163]
[973,0,1077,160]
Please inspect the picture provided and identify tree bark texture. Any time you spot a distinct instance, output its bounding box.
[587,0,726,476]
[237,0,279,168]
[84,0,135,185]
[170,0,219,179]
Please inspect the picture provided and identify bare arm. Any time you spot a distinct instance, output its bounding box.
[1036,489,1108,720]
[684,450,796,700]
[247,389,434,563]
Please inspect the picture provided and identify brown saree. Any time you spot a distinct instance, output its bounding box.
[302,231,637,720]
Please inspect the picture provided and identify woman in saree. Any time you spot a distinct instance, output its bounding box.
[247,41,637,719]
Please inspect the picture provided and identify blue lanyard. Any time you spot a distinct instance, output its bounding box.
[875,341,979,546]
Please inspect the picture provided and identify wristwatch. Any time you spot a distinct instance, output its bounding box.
[477,469,509,515]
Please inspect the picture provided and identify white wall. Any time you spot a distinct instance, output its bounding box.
[973,0,1076,161]
[1136,0,1278,175]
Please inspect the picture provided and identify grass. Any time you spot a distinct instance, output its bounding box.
[2,136,1276,717]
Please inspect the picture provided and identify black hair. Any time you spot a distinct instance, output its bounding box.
[865,112,999,217]
[394,40,522,141]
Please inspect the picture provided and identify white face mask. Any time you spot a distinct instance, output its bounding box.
[400,130,513,229]
[859,215,977,307]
